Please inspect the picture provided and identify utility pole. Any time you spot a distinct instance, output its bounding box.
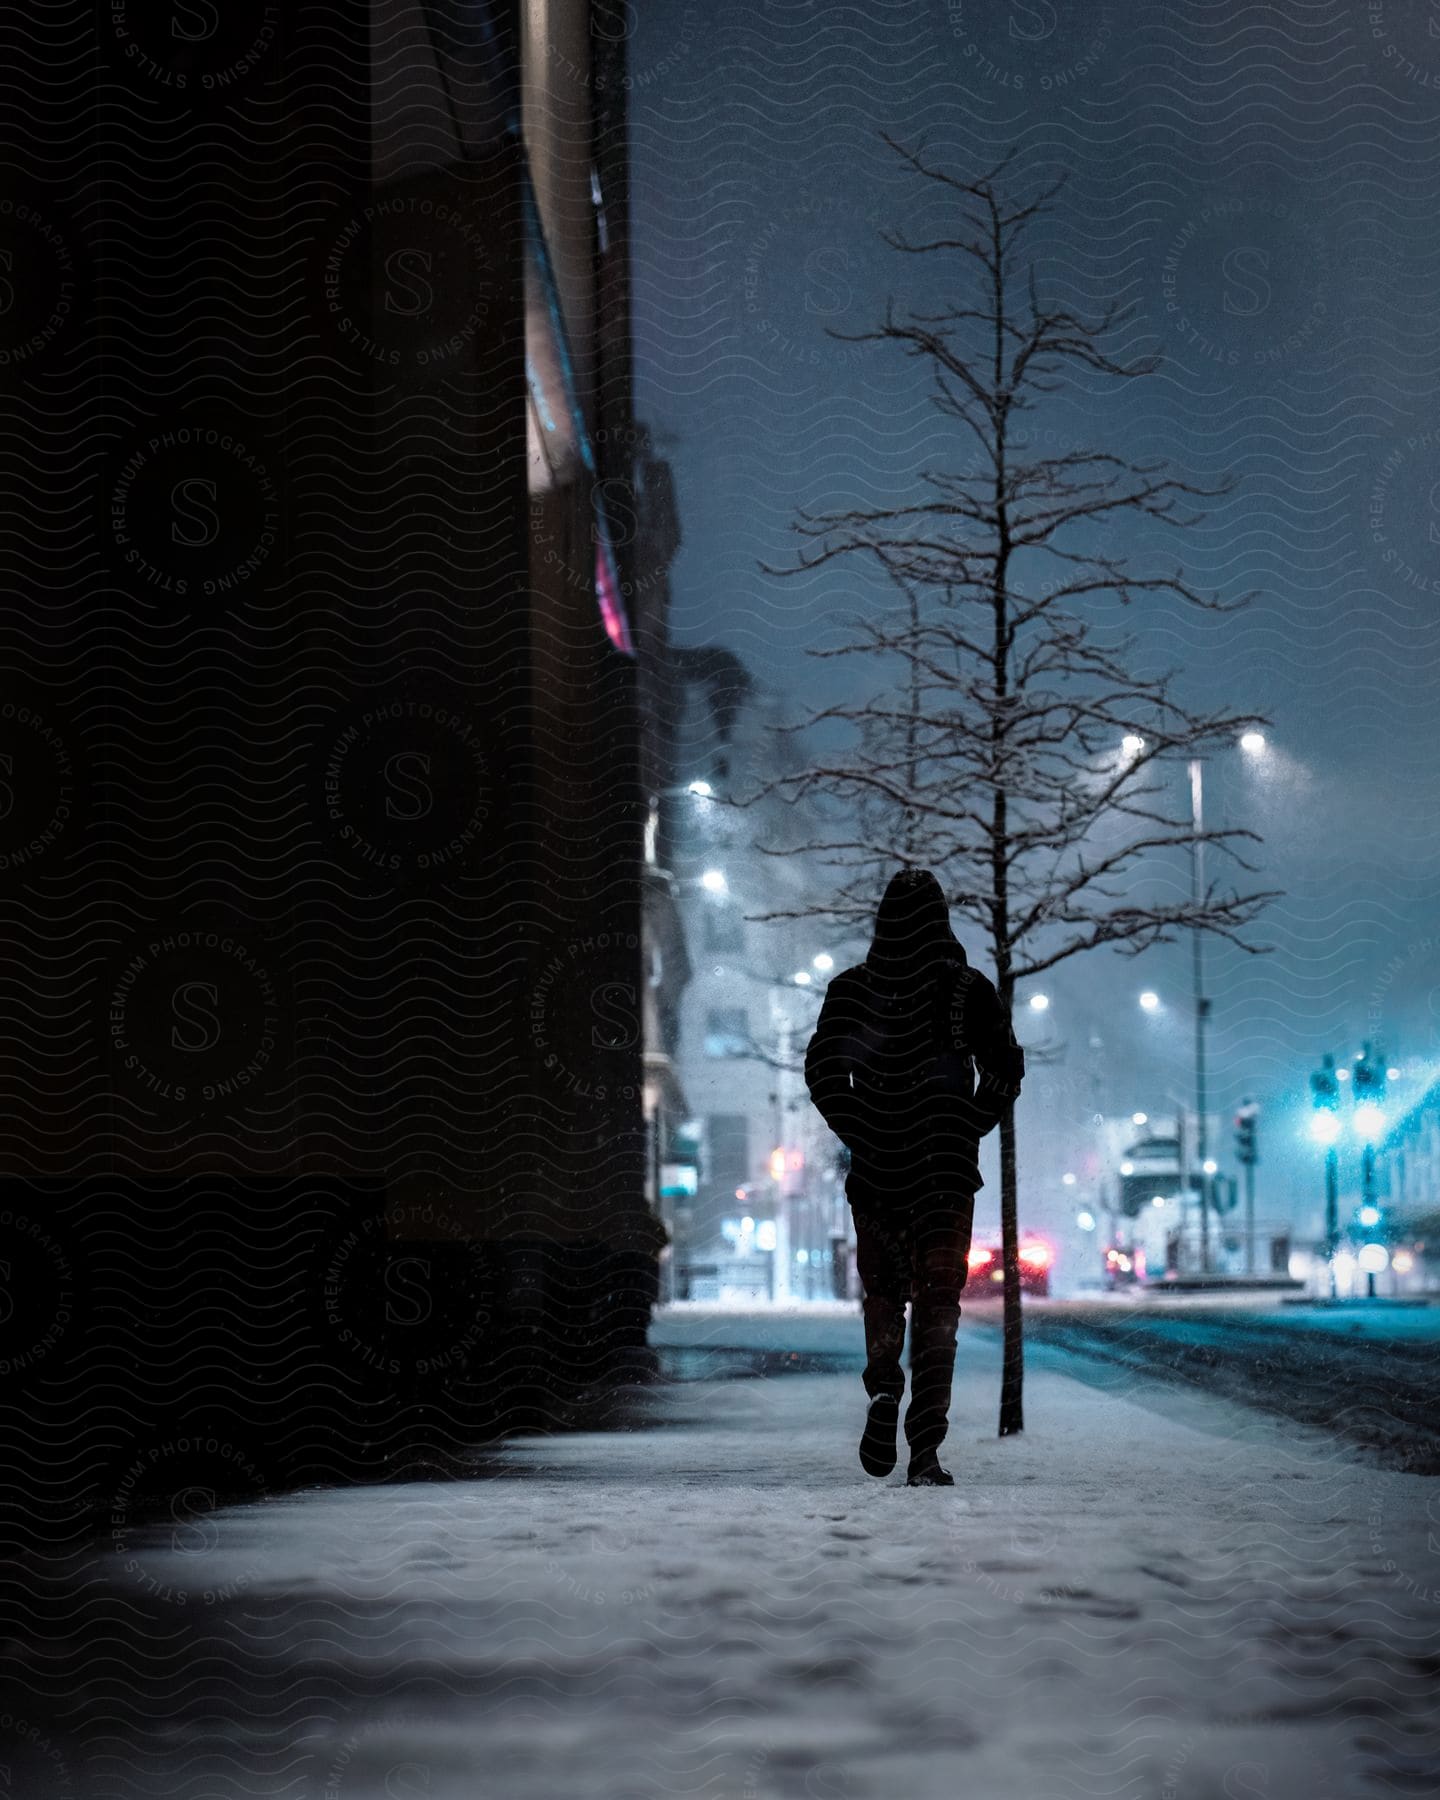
[1234,1099,1259,1275]
[1189,758,1212,1275]
[771,1003,792,1303]
[1310,1052,1341,1297]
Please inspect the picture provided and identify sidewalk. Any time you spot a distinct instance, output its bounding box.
[47,1329,1440,1799]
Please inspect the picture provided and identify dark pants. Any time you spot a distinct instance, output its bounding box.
[850,1190,975,1459]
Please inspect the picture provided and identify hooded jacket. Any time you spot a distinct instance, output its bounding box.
[803,870,1024,1197]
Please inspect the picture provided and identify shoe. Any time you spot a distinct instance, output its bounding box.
[905,1455,954,1487]
[859,1394,901,1477]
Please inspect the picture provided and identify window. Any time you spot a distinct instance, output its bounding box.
[707,1113,749,1187]
[704,1008,749,1058]
[702,905,744,952]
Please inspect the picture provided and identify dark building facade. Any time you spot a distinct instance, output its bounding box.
[0,0,668,1510]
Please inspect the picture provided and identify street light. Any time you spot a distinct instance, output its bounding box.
[792,971,812,986]
[1310,1051,1342,1293]
[1028,992,1050,1012]
[700,868,727,893]
[1132,1111,1148,1125]
[812,953,834,972]
[1121,733,1145,757]
[1182,734,1268,1272]
[687,779,713,797]
[1139,991,1160,1013]
[1353,1101,1386,1142]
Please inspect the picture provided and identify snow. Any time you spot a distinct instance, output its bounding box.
[89,1325,1440,1800]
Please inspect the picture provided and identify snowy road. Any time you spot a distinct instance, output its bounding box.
[654,1298,1440,1473]
[15,1327,1440,1798]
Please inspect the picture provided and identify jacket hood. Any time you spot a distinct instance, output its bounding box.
[865,868,965,981]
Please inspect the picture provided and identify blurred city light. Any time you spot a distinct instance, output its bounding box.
[1309,1111,1341,1146]
[1335,1066,1350,1082]
[1076,1210,1096,1231]
[1353,1101,1386,1142]
[1062,1171,1077,1186]
[1202,1158,1217,1175]
[1332,1250,1356,1283]
[1139,991,1160,1012]
[1121,733,1145,756]
[812,953,834,971]
[1151,1195,1165,1207]
[1028,992,1050,1012]
[1132,1111,1148,1125]
[1357,1243,1389,1276]
[755,1220,777,1252]
[1239,731,1266,754]
[792,971,812,986]
[700,868,727,893]
[687,779,713,797]
[1393,1250,1415,1274]
[1120,1160,1134,1176]
[1387,1066,1400,1081]
[1358,1203,1381,1228]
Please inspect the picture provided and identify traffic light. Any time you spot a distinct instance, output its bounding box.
[1353,1041,1386,1102]
[1234,1100,1258,1167]
[1310,1053,1338,1110]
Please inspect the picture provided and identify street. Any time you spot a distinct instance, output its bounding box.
[10,1307,1440,1798]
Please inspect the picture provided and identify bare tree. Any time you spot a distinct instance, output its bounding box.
[754,141,1277,1436]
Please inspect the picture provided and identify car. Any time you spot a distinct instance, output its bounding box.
[967,1238,1053,1297]
[1103,1245,1141,1290]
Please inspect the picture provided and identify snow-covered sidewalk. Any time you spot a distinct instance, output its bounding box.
[88,1330,1440,1800]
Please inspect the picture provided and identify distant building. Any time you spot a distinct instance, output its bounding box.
[663,660,859,1301]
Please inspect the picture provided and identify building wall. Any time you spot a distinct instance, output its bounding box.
[0,0,659,1500]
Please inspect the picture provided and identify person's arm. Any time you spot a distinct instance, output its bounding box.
[804,974,862,1146]
[967,974,1025,1137]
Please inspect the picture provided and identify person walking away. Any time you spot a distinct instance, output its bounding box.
[804,869,1024,1485]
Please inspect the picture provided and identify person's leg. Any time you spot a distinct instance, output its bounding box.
[851,1201,910,1403]
[903,1196,975,1468]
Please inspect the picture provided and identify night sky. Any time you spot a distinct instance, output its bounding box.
[626,0,1440,1233]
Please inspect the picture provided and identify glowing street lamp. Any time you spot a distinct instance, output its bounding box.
[812,953,834,972]
[1239,731,1266,754]
[1139,991,1160,1013]
[1027,992,1050,1012]
[1309,1110,1341,1147]
[700,868,727,893]
[687,779,713,797]
[1121,733,1146,757]
[1353,1101,1386,1143]
[1132,1111,1148,1125]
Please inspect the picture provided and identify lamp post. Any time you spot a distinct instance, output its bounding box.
[1187,757,1213,1275]
[1310,1052,1341,1295]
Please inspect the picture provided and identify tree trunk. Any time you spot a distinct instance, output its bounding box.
[997,1100,1024,1435]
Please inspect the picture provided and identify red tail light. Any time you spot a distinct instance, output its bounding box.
[967,1247,994,1269]
[1019,1241,1053,1269]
